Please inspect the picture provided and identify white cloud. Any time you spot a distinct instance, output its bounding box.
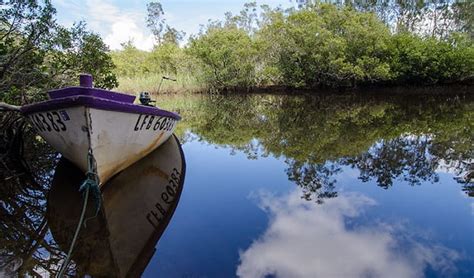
[84,0,154,51]
[103,19,155,51]
[52,0,155,51]
[237,191,460,278]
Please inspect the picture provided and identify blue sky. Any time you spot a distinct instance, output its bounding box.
[51,0,296,51]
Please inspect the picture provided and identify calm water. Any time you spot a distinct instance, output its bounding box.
[1,93,473,277]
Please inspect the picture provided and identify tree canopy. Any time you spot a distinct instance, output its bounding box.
[113,1,474,92]
[0,0,118,105]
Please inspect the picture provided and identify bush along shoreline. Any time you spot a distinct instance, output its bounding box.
[1,2,119,106]
[2,1,473,102]
[112,1,474,95]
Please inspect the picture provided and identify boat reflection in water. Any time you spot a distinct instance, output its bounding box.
[47,135,185,277]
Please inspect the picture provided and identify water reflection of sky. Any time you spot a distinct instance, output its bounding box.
[144,134,474,278]
[238,191,459,278]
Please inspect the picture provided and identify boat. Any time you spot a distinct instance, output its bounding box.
[19,74,180,185]
[47,134,186,277]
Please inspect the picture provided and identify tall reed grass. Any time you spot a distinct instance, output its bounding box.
[115,73,206,95]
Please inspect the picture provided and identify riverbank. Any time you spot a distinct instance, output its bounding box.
[118,82,474,97]
[112,3,473,99]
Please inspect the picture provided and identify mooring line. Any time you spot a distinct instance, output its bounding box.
[56,185,90,277]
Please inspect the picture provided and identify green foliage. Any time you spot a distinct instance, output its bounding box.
[51,22,118,89]
[110,42,150,77]
[260,4,392,88]
[389,32,474,84]
[0,0,56,104]
[0,1,117,104]
[452,1,474,39]
[106,1,474,92]
[123,1,472,92]
[116,72,204,95]
[188,28,258,90]
[111,41,203,94]
[148,43,182,74]
[162,26,185,46]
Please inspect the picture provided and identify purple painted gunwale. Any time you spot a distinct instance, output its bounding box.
[20,95,181,121]
[48,87,136,103]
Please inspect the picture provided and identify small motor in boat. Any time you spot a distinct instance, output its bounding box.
[139,91,156,106]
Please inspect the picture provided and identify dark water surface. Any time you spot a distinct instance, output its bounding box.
[1,93,473,277]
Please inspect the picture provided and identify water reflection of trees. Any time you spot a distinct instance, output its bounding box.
[0,113,64,276]
[166,93,473,203]
[344,136,440,188]
[286,160,340,203]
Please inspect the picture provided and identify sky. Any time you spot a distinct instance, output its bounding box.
[51,0,296,51]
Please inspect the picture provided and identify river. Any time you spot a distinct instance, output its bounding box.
[1,92,473,277]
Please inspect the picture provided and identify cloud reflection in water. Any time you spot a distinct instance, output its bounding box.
[237,191,459,278]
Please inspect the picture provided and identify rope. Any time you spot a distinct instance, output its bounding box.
[56,185,89,277]
[56,151,101,277]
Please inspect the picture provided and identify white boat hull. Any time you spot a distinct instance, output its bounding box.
[26,107,178,184]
